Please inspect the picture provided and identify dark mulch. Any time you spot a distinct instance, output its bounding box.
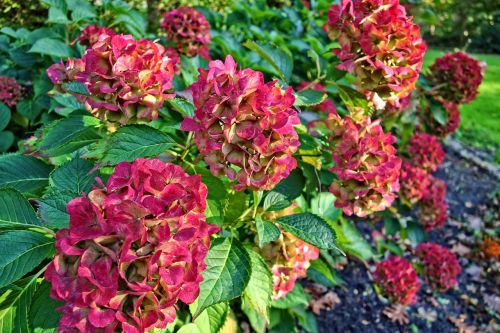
[316,145,500,333]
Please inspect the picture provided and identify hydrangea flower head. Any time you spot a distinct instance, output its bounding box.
[399,161,430,205]
[78,24,116,47]
[0,76,22,107]
[161,6,211,58]
[328,114,401,217]
[419,176,448,231]
[428,51,484,105]
[324,0,426,110]
[374,256,420,305]
[181,55,300,191]
[407,133,445,172]
[45,158,218,333]
[416,242,461,292]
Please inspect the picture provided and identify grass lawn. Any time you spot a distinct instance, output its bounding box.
[423,49,500,155]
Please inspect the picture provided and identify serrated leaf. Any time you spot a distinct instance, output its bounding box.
[276,213,336,249]
[293,90,327,107]
[40,115,101,156]
[263,192,291,212]
[167,98,194,117]
[195,238,251,317]
[50,157,97,194]
[195,167,227,202]
[310,192,341,222]
[330,218,373,260]
[336,84,370,112]
[29,281,62,333]
[194,303,228,333]
[243,41,293,81]
[102,125,175,164]
[223,191,247,224]
[0,102,11,131]
[0,189,40,228]
[38,190,74,228]
[272,169,306,200]
[271,283,310,309]
[28,38,73,58]
[0,230,54,288]
[242,248,272,323]
[0,155,52,197]
[62,82,91,96]
[0,274,39,333]
[256,216,281,247]
[47,7,69,24]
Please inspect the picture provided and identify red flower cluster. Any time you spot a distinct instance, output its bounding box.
[78,24,116,47]
[419,176,448,230]
[45,159,218,333]
[428,51,484,105]
[296,81,336,114]
[181,55,300,191]
[324,0,426,110]
[416,242,461,292]
[399,161,430,204]
[407,133,445,172]
[0,76,22,107]
[374,256,420,305]
[161,6,211,58]
[47,33,176,125]
[328,114,401,217]
[261,231,319,300]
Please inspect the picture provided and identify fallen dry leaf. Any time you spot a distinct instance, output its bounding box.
[452,243,471,256]
[416,307,437,322]
[383,304,409,325]
[448,315,478,333]
[309,291,341,315]
[484,294,500,313]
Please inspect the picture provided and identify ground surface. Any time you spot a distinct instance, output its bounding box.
[423,50,500,157]
[315,144,500,333]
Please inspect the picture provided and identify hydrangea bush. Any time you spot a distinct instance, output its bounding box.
[0,0,484,331]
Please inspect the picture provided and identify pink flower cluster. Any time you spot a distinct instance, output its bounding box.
[419,176,448,231]
[407,133,445,172]
[161,6,211,58]
[374,256,420,305]
[428,51,484,105]
[399,161,430,205]
[47,33,176,125]
[296,81,336,114]
[324,0,426,110]
[261,231,319,300]
[328,115,401,217]
[416,242,461,292]
[0,76,22,107]
[78,24,116,47]
[181,55,300,191]
[45,159,218,333]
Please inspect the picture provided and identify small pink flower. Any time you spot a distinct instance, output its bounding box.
[419,176,448,231]
[0,76,22,107]
[324,0,426,110]
[407,133,445,172]
[416,242,460,292]
[374,256,420,305]
[45,158,218,333]
[181,55,300,191]
[161,6,211,58]
[428,52,484,105]
[328,114,401,217]
[399,161,430,205]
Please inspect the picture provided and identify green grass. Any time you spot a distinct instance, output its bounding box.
[423,49,500,153]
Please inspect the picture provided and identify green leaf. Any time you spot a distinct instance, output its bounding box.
[0,274,39,333]
[310,192,341,222]
[293,90,327,107]
[276,213,337,249]
[242,248,272,324]
[61,82,91,96]
[47,7,69,24]
[195,167,227,202]
[102,125,175,164]
[405,221,426,245]
[50,157,97,194]
[243,41,293,81]
[40,115,101,156]
[271,283,310,309]
[256,216,281,248]
[194,303,228,333]
[223,191,248,224]
[0,155,52,197]
[0,230,54,288]
[0,102,11,131]
[29,281,62,333]
[167,98,194,117]
[28,38,73,58]
[307,258,337,287]
[38,190,73,228]
[272,169,306,200]
[431,101,448,125]
[242,298,267,333]
[336,84,370,112]
[0,189,40,228]
[330,218,373,260]
[0,132,14,152]
[194,238,251,317]
[269,309,298,333]
[177,324,202,333]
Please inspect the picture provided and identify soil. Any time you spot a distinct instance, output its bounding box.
[315,145,500,333]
